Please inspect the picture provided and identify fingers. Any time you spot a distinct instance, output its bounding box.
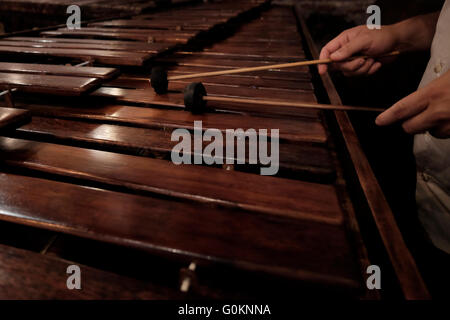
[320,56,382,76]
[376,90,429,126]
[318,26,376,75]
[318,47,332,75]
[368,62,382,75]
[334,58,365,73]
[353,58,376,76]
[401,109,435,134]
[319,37,343,75]
[330,34,371,61]
[323,34,346,56]
[341,58,376,76]
[318,31,381,75]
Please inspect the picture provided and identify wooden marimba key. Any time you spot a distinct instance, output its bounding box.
[0,0,429,300]
[183,82,385,114]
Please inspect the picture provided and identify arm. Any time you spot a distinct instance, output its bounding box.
[392,12,440,52]
[318,12,440,76]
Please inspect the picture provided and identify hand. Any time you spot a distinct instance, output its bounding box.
[319,25,399,76]
[376,70,450,138]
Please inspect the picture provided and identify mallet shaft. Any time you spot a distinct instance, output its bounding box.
[169,51,400,81]
[203,96,384,112]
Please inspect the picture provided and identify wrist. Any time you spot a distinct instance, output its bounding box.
[389,12,439,52]
[388,22,416,52]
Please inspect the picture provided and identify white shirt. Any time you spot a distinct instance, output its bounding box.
[414,0,450,254]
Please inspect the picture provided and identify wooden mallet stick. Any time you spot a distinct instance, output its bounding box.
[151,51,400,94]
[184,82,385,114]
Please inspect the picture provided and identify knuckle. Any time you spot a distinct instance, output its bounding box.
[390,104,406,119]
[352,25,366,34]
[429,108,448,122]
[401,122,415,134]
[320,47,329,57]
[340,28,355,37]
[338,45,349,55]
[340,63,355,71]
[426,86,442,100]
[354,66,369,75]
[359,62,372,72]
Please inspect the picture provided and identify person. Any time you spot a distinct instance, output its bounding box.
[319,1,450,255]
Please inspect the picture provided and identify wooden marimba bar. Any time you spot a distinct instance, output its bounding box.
[0,0,429,299]
[0,0,170,33]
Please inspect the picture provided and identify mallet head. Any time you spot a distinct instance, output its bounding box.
[150,66,168,94]
[184,82,207,114]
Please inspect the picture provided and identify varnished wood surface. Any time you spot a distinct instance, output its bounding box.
[0,136,341,224]
[158,56,311,74]
[4,37,173,54]
[94,80,318,109]
[138,12,237,19]
[69,27,198,36]
[0,38,172,55]
[177,50,308,63]
[178,74,313,91]
[137,14,232,21]
[6,98,322,131]
[14,116,334,179]
[0,73,104,95]
[167,65,313,81]
[0,62,118,79]
[88,19,220,31]
[165,51,312,68]
[110,76,315,99]
[0,244,176,299]
[16,102,326,143]
[0,45,152,66]
[0,0,158,17]
[0,107,30,130]
[0,172,359,287]
[202,46,305,59]
[41,29,198,44]
[0,2,402,299]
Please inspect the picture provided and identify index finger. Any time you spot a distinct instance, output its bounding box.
[330,34,371,61]
[318,36,344,74]
[375,90,428,126]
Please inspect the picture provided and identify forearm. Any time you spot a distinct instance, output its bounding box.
[390,12,440,52]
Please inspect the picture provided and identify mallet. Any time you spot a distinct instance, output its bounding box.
[152,51,400,94]
[184,82,385,114]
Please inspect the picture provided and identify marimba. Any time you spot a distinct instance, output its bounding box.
[0,0,429,299]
